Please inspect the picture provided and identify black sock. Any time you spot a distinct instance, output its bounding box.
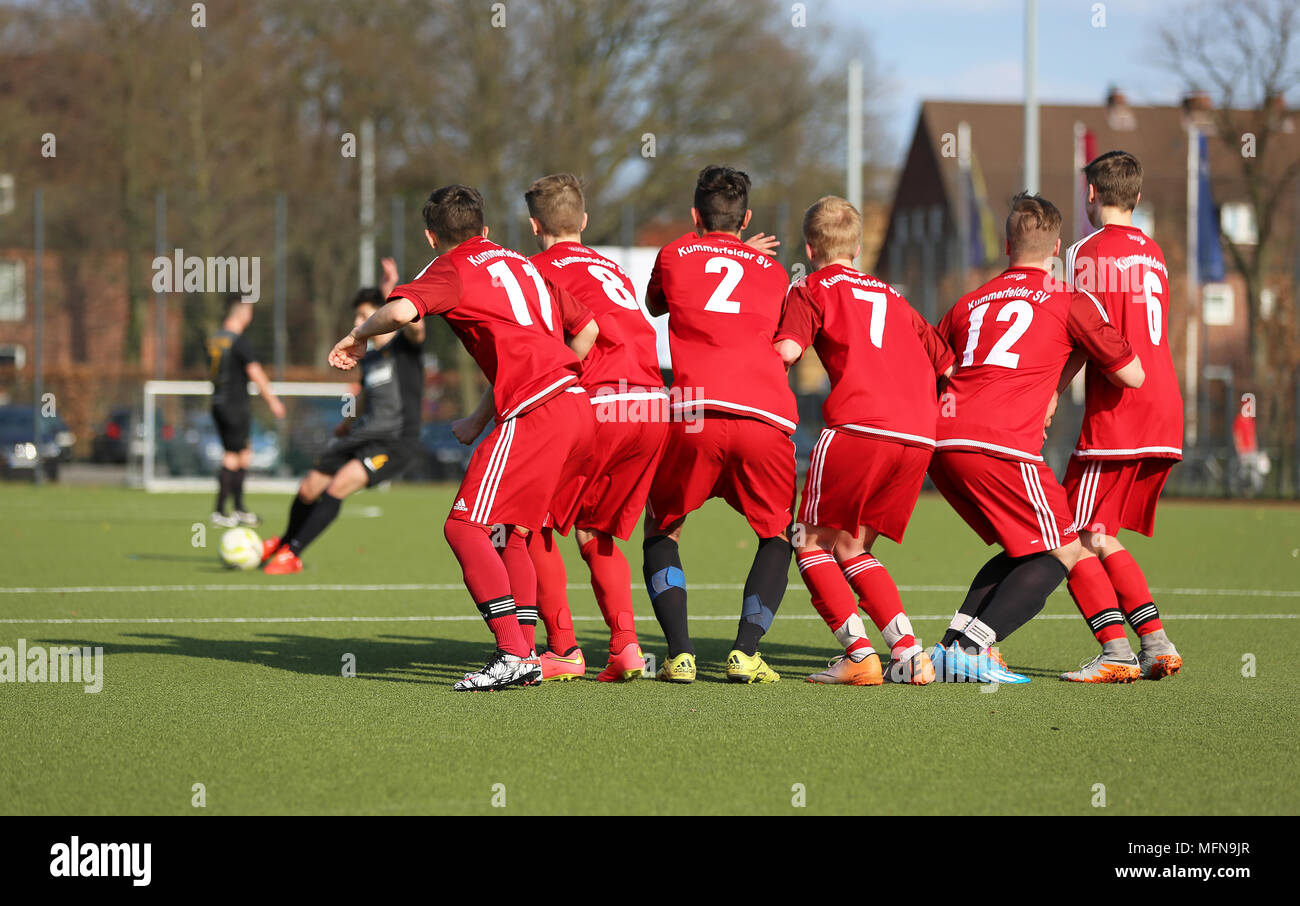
[959,553,1068,647]
[215,468,237,514]
[643,535,692,658]
[941,552,1017,646]
[278,495,316,553]
[734,535,793,656]
[232,468,247,511]
[289,493,343,556]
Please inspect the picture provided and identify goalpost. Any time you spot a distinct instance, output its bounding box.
[140,379,354,493]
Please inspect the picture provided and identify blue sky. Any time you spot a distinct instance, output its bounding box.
[821,0,1188,156]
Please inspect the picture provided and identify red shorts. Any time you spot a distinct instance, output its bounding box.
[550,393,671,539]
[450,388,595,532]
[929,450,1077,557]
[798,429,932,543]
[647,415,796,538]
[1063,456,1175,538]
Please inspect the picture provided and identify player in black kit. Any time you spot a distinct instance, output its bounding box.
[262,260,426,573]
[209,294,285,527]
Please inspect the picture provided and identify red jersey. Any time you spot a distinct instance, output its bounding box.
[776,264,952,448]
[391,236,594,420]
[1066,225,1183,460]
[530,241,662,392]
[936,266,1135,463]
[646,232,796,433]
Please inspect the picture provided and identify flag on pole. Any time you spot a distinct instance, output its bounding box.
[966,149,1001,267]
[1073,122,1097,242]
[1197,132,1225,283]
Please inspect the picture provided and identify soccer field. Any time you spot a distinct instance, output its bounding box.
[1,484,1297,816]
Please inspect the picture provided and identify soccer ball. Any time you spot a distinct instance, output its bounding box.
[219,527,263,570]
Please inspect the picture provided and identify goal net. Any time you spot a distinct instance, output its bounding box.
[137,379,356,492]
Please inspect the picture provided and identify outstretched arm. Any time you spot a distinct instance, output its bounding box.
[453,388,495,445]
[246,362,285,419]
[329,298,420,370]
[1105,355,1144,389]
[568,319,599,360]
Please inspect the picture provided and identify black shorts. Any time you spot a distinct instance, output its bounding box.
[314,435,419,487]
[212,405,250,453]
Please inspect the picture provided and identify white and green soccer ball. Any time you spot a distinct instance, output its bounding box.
[219,527,263,570]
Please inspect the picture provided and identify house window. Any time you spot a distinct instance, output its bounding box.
[1220,202,1257,245]
[1202,283,1235,326]
[0,174,13,216]
[0,260,24,320]
[0,344,25,368]
[1261,287,1276,319]
[1132,205,1155,238]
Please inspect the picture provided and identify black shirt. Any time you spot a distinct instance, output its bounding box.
[209,329,257,410]
[351,330,425,441]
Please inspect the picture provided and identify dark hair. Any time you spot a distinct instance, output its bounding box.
[693,165,751,232]
[352,287,385,310]
[1083,150,1142,211]
[422,184,486,245]
[223,293,246,315]
[1005,192,1063,259]
[525,173,585,236]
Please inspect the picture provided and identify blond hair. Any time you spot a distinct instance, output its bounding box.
[1005,192,1062,260]
[525,173,585,236]
[802,195,861,262]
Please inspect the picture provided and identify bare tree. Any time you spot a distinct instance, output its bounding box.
[1160,0,1300,375]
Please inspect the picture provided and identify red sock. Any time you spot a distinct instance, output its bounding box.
[1067,555,1126,644]
[528,528,577,654]
[1101,550,1163,636]
[796,550,871,657]
[501,531,538,652]
[444,519,527,656]
[840,554,915,657]
[579,534,638,653]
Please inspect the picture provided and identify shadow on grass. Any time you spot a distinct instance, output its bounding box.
[127,553,222,565]
[33,622,921,689]
[33,632,497,686]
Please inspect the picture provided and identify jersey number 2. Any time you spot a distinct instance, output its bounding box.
[703,257,744,313]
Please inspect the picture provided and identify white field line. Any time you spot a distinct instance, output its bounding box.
[0,614,1294,626]
[2,582,1299,598]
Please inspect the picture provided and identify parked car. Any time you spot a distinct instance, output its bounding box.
[285,397,348,473]
[171,413,280,475]
[92,407,178,464]
[0,406,69,481]
[419,421,482,481]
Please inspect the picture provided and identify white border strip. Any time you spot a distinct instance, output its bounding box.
[0,613,1292,625]
[3,583,1299,597]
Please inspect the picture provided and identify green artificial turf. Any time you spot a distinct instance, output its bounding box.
[1,484,1297,815]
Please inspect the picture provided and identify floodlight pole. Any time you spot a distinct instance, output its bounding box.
[274,193,287,381]
[391,194,405,280]
[33,188,44,485]
[1023,0,1040,194]
[154,191,166,378]
[847,58,864,266]
[1186,126,1200,447]
[359,117,376,287]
